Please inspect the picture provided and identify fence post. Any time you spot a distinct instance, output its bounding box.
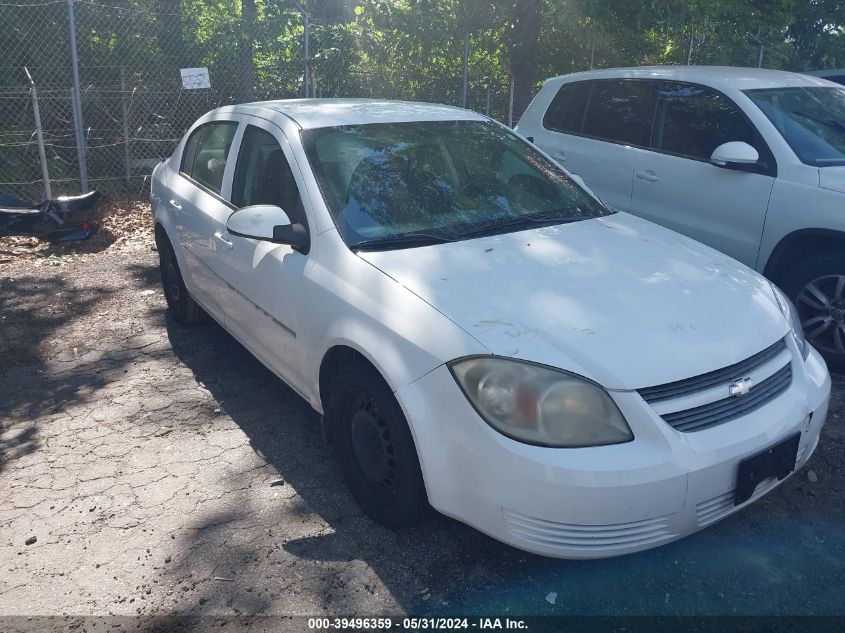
[66,0,89,193]
[757,44,764,68]
[303,10,310,98]
[687,36,694,65]
[461,32,469,108]
[485,86,491,116]
[120,67,131,184]
[589,36,595,69]
[24,68,52,200]
[507,74,514,128]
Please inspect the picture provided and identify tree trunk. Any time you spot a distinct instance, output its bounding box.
[155,0,183,72]
[504,0,542,119]
[240,0,257,101]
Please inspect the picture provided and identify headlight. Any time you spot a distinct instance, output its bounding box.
[449,357,633,448]
[770,282,808,360]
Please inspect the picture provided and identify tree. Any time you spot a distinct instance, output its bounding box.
[240,0,257,101]
[503,0,542,112]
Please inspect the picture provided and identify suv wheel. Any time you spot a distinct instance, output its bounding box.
[782,252,845,372]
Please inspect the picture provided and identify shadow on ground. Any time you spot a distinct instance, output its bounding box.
[0,261,160,474]
[0,274,112,473]
[159,315,845,620]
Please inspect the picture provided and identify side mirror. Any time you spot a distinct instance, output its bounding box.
[226,205,310,254]
[710,142,759,170]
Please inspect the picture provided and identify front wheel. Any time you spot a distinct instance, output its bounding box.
[328,361,429,528]
[781,252,845,372]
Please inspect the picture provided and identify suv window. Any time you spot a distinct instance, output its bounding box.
[231,125,305,224]
[181,121,238,194]
[650,83,757,162]
[582,79,653,145]
[543,81,590,133]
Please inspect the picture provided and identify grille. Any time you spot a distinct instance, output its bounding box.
[639,339,787,404]
[661,364,792,432]
[503,509,674,551]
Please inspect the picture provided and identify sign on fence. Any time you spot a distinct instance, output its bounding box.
[180,68,212,90]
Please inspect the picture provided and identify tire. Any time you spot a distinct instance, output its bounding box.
[155,229,206,326]
[327,360,428,528]
[780,252,845,373]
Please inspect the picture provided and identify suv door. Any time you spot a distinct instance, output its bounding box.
[536,79,654,212]
[630,81,776,267]
[168,119,239,321]
[209,118,312,394]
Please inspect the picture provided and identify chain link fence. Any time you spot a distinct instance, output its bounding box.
[0,0,808,201]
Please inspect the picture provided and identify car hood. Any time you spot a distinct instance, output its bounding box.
[357,213,789,390]
[819,166,845,195]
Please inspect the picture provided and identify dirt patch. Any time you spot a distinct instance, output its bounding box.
[0,196,154,269]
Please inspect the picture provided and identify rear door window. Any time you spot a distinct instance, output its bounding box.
[543,81,590,133]
[181,121,238,194]
[582,79,653,145]
[180,128,201,175]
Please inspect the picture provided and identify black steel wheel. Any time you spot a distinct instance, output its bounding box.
[329,361,428,528]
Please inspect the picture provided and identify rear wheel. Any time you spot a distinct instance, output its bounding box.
[328,361,428,528]
[155,229,206,326]
[781,252,845,372]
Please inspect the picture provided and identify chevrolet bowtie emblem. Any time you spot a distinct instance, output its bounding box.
[729,377,754,397]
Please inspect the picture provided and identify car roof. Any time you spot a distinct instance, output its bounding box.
[230,98,487,129]
[544,65,839,90]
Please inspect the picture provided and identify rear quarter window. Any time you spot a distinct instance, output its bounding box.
[543,81,590,133]
[582,79,653,145]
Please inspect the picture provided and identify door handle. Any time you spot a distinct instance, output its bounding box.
[553,150,567,162]
[635,170,658,182]
[214,232,234,250]
[169,199,182,210]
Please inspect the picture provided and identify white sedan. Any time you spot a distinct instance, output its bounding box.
[151,99,830,558]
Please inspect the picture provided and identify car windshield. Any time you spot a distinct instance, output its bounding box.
[301,119,610,250]
[744,86,845,167]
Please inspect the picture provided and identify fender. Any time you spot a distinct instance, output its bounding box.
[763,228,845,281]
[301,231,491,413]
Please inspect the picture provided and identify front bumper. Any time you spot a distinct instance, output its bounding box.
[395,346,831,559]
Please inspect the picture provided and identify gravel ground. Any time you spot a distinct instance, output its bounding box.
[0,205,843,628]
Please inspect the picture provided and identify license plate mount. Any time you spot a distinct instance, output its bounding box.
[734,433,800,506]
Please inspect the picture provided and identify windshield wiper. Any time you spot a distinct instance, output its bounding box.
[454,212,578,240]
[792,110,845,132]
[350,232,456,252]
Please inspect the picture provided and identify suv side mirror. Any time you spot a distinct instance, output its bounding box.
[226,205,310,254]
[710,142,759,170]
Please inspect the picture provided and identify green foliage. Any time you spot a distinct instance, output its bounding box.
[1,0,843,104]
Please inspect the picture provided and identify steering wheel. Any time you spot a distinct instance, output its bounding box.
[460,173,502,197]
[507,173,558,201]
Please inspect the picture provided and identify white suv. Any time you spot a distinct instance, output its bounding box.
[517,66,845,369]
